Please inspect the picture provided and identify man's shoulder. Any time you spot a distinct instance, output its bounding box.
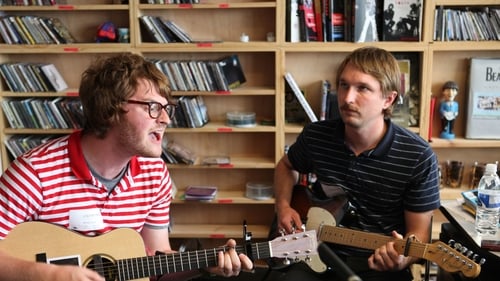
[23,135,70,159]
[392,123,431,148]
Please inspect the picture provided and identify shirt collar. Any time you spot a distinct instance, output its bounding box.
[336,119,394,158]
[68,130,140,181]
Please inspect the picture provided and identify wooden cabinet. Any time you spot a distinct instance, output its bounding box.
[1,0,499,247]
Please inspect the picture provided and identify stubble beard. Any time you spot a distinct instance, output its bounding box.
[118,121,162,158]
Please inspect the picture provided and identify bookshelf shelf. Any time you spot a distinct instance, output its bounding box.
[138,2,277,10]
[430,138,500,149]
[429,42,500,52]
[166,156,276,169]
[167,123,276,133]
[173,190,274,205]
[1,0,499,247]
[0,5,129,11]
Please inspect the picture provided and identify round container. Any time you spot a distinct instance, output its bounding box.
[245,182,273,200]
[226,111,256,128]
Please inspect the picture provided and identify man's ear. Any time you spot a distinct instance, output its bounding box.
[384,91,399,109]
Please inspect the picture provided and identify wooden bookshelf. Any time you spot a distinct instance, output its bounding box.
[0,0,499,248]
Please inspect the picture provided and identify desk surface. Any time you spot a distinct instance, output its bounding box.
[440,199,500,257]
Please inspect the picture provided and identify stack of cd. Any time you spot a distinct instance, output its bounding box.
[226,111,256,127]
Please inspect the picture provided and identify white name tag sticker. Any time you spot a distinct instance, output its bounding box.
[69,209,105,231]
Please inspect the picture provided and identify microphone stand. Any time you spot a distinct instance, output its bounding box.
[317,242,363,281]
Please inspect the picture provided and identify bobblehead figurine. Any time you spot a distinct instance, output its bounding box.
[440,81,459,139]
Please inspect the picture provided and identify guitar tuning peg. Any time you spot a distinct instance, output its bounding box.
[300,224,306,231]
[448,239,456,246]
[472,254,479,261]
[479,258,486,265]
[466,250,474,257]
[454,242,462,251]
[283,258,291,265]
[304,255,311,262]
[460,246,468,254]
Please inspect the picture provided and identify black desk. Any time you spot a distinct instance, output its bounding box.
[439,200,500,281]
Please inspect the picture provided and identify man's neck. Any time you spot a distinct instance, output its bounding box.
[344,120,387,156]
[80,133,131,179]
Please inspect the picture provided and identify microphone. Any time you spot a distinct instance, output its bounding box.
[317,242,363,281]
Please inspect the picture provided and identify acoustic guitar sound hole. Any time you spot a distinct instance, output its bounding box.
[85,254,117,281]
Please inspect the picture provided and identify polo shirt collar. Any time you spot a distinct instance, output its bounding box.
[68,130,141,181]
[337,119,394,158]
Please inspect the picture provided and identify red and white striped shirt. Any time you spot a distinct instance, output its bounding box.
[0,131,172,238]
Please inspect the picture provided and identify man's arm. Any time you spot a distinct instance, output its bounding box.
[0,250,104,281]
[273,155,303,233]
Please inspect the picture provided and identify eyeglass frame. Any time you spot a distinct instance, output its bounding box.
[124,99,176,119]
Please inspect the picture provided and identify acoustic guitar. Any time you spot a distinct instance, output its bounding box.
[280,185,482,278]
[0,221,318,281]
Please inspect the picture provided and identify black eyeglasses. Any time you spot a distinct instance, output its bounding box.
[124,99,176,119]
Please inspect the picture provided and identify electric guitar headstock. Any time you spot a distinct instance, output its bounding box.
[423,240,484,278]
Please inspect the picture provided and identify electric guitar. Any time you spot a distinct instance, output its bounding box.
[0,221,318,281]
[286,185,482,278]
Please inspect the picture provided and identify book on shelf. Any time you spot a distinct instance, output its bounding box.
[160,18,193,43]
[298,0,319,41]
[150,56,245,92]
[322,0,345,42]
[169,96,208,128]
[2,98,82,129]
[4,135,56,160]
[0,62,65,93]
[332,0,345,41]
[313,0,324,42]
[319,80,340,121]
[319,80,330,121]
[286,0,301,42]
[40,63,68,92]
[217,54,246,90]
[0,63,20,92]
[326,89,340,120]
[461,189,479,216]
[177,96,196,128]
[465,57,500,139]
[382,0,422,41]
[0,19,13,44]
[139,15,171,43]
[284,77,307,124]
[0,17,21,44]
[1,100,22,129]
[163,139,196,165]
[184,185,218,201]
[352,0,379,42]
[195,95,209,124]
[434,7,500,42]
[284,72,318,123]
